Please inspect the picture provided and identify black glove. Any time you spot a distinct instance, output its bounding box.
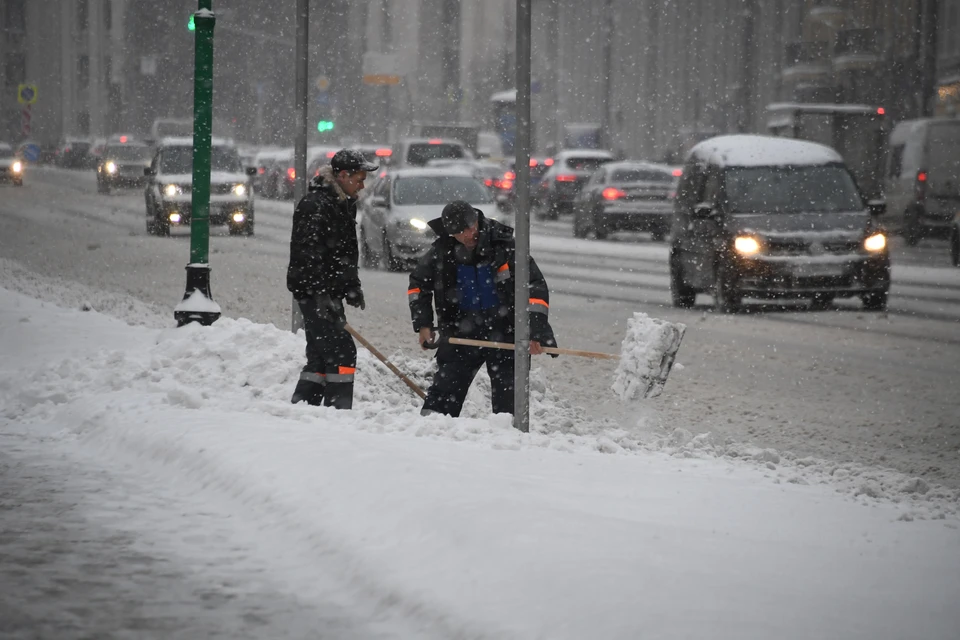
[345,288,365,310]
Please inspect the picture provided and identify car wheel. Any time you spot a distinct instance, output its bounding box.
[97,179,109,194]
[384,235,404,272]
[861,291,888,311]
[904,207,922,246]
[573,211,587,238]
[670,256,696,309]
[13,179,23,187]
[593,207,608,240]
[950,229,960,267]
[809,293,835,310]
[713,263,741,313]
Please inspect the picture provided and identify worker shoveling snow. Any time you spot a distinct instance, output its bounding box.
[612,312,686,401]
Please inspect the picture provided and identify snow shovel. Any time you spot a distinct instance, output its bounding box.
[425,313,685,400]
[344,324,427,399]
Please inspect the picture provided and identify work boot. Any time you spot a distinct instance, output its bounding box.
[323,382,354,410]
[291,379,325,406]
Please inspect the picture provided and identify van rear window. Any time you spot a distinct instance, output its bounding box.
[407,143,465,166]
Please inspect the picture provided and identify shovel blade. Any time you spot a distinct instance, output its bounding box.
[612,313,687,401]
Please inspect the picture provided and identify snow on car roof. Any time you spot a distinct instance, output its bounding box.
[689,134,842,168]
[387,166,476,177]
[556,149,615,159]
[158,136,234,147]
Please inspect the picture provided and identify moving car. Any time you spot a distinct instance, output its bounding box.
[96,140,154,193]
[0,142,24,186]
[143,137,256,236]
[56,137,93,169]
[536,149,615,219]
[884,118,960,245]
[573,161,678,240]
[669,135,889,312]
[358,167,506,270]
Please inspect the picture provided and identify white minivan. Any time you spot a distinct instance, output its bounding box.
[884,118,960,245]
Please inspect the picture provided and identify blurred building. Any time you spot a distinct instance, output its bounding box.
[937,0,960,114]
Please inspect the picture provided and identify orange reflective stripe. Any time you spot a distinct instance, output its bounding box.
[498,263,510,273]
[407,288,421,294]
[338,366,356,375]
[529,298,549,308]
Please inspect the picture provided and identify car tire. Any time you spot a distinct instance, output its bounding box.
[670,257,696,309]
[950,229,960,267]
[384,236,404,272]
[97,179,110,194]
[809,293,834,310]
[573,211,588,238]
[593,207,608,240]
[13,179,23,187]
[713,263,741,314]
[861,291,888,311]
[904,207,922,246]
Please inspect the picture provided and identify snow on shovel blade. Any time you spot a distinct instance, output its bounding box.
[612,312,686,401]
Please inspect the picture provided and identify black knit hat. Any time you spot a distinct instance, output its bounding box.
[331,148,379,173]
[441,200,480,234]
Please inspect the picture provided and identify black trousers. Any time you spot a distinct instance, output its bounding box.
[295,295,357,409]
[422,340,518,417]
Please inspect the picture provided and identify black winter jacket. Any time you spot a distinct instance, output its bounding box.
[286,166,361,300]
[408,213,557,347]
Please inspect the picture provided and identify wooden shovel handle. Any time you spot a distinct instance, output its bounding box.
[345,324,427,399]
[446,337,619,360]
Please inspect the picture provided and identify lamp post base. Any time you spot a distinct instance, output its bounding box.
[174,263,222,327]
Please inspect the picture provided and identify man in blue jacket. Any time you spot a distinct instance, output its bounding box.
[408,200,558,417]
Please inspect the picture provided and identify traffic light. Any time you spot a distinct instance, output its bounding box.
[188,14,195,31]
[317,120,335,133]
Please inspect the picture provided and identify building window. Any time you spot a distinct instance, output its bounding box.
[78,55,89,89]
[4,0,26,31]
[77,0,88,31]
[4,53,25,86]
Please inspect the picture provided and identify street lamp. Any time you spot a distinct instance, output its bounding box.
[174,2,221,327]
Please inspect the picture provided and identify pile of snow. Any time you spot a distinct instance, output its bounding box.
[612,312,686,400]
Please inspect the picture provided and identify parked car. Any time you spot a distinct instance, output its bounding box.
[573,161,678,240]
[505,155,553,207]
[884,118,960,245]
[96,141,154,193]
[144,137,256,236]
[536,149,615,219]
[0,142,24,186]
[392,137,473,168]
[669,135,890,312]
[254,147,290,199]
[357,167,507,270]
[56,137,93,169]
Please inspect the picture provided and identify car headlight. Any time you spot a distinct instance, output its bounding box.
[163,184,181,197]
[409,218,428,231]
[734,236,761,255]
[105,161,117,174]
[232,183,247,196]
[12,161,22,173]
[864,233,886,252]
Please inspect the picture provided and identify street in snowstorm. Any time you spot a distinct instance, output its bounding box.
[3,0,960,638]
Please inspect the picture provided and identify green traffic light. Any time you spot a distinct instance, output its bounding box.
[188,15,195,31]
[317,120,335,132]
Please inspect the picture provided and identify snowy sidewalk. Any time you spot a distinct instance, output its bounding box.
[1,269,959,640]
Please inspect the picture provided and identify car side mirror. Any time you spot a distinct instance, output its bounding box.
[693,201,716,218]
[144,167,155,177]
[370,195,389,208]
[245,166,257,176]
[867,199,886,216]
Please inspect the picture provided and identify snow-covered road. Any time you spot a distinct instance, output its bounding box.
[2,168,959,490]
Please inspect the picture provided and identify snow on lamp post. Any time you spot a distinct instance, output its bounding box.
[174,1,221,327]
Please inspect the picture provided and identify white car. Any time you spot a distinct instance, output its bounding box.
[0,143,24,187]
[144,137,256,236]
[357,167,510,270]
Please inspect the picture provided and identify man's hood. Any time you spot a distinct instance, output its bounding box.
[309,164,349,201]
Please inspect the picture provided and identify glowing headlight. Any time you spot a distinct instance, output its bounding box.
[12,161,22,173]
[163,184,181,197]
[105,161,117,174]
[864,233,886,252]
[734,236,761,255]
[409,218,428,231]
[168,212,182,223]
[232,212,246,223]
[232,183,247,196]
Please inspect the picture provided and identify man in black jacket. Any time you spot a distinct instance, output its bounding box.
[287,149,378,409]
[408,200,558,418]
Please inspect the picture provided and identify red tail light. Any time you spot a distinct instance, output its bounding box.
[428,138,443,144]
[602,187,626,200]
[258,167,265,174]
[876,107,885,115]
[484,178,494,187]
[287,167,296,180]
[556,174,577,182]
[544,158,554,166]
[326,151,336,158]
[375,148,392,157]
[529,158,538,167]
[501,179,514,190]
[119,135,128,143]
[672,168,683,177]
[504,171,516,180]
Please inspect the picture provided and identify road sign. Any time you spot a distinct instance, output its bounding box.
[17,84,37,105]
[20,143,40,162]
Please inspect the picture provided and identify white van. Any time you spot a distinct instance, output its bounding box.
[884,118,960,244]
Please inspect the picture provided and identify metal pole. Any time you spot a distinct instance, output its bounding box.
[513,0,532,433]
[174,0,220,327]
[291,0,309,333]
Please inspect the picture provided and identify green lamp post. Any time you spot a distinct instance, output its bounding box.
[174,1,221,327]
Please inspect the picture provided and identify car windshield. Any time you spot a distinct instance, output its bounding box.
[160,146,241,174]
[724,165,863,214]
[406,143,465,166]
[565,157,611,172]
[612,168,673,183]
[106,146,153,161]
[393,175,494,205]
